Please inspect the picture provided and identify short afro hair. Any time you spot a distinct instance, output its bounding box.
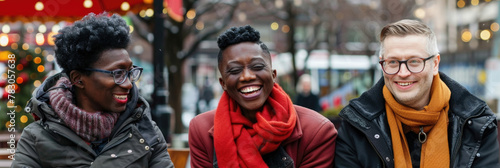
[54,13,130,75]
[216,25,270,65]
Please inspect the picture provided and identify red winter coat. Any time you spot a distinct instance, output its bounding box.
[189,105,337,168]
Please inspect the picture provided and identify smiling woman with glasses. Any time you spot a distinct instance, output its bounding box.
[12,13,174,167]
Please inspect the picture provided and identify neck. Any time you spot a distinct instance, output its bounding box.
[399,96,429,111]
[242,110,257,123]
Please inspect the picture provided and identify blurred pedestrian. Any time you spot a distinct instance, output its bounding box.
[12,13,173,167]
[188,25,337,167]
[198,76,214,114]
[335,19,499,167]
[295,74,321,112]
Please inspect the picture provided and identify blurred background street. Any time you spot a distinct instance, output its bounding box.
[0,0,500,167]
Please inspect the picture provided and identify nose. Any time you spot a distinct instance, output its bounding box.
[119,76,134,89]
[239,68,256,81]
[397,63,411,77]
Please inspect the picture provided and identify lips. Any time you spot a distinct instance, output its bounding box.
[114,94,128,104]
[239,85,262,99]
[240,86,261,94]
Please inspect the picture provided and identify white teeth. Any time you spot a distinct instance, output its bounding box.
[240,86,261,93]
[114,95,127,100]
[398,82,412,86]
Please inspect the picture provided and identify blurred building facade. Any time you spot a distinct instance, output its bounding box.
[417,0,499,113]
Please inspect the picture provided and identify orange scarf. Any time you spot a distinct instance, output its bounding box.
[383,74,451,168]
[214,83,297,168]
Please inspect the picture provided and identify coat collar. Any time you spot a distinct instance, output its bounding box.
[344,72,490,121]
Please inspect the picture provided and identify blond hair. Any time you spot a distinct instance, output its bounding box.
[379,19,439,58]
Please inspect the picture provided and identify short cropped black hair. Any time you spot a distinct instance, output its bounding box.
[216,25,270,65]
[54,13,130,75]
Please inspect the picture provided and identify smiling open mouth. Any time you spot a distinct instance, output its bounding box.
[239,86,262,95]
[397,82,413,86]
[114,95,127,100]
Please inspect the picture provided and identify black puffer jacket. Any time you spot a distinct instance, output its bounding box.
[335,72,499,168]
[12,73,174,168]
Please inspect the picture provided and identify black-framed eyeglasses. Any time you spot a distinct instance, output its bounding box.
[85,65,143,85]
[379,55,435,75]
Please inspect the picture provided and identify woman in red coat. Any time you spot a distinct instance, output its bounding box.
[188,25,337,168]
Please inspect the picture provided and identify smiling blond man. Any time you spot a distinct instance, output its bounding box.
[334,19,499,168]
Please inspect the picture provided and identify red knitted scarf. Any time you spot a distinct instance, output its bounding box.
[49,77,120,142]
[214,83,297,168]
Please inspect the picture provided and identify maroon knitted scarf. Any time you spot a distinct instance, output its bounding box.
[49,77,120,142]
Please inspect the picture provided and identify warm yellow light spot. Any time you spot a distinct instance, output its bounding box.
[471,0,479,6]
[46,54,54,62]
[52,25,60,33]
[145,8,154,17]
[480,30,491,40]
[34,80,42,87]
[163,8,168,14]
[461,30,472,42]
[42,50,49,56]
[139,10,146,17]
[37,65,45,72]
[34,57,42,64]
[491,22,499,32]
[11,43,18,50]
[17,64,23,71]
[47,32,56,45]
[2,25,10,33]
[83,0,93,8]
[121,2,130,11]
[129,25,134,34]
[237,13,247,22]
[144,0,153,4]
[34,47,42,54]
[16,105,22,112]
[0,33,8,47]
[16,77,24,84]
[485,0,491,2]
[196,22,204,30]
[22,43,29,50]
[2,73,6,79]
[38,24,47,33]
[36,33,45,45]
[457,0,465,8]
[35,1,44,11]
[5,122,10,128]
[20,115,28,123]
[282,25,290,33]
[414,8,425,19]
[271,22,279,30]
[187,9,196,19]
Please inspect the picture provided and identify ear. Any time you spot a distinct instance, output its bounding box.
[219,77,227,91]
[272,69,277,83]
[432,54,440,75]
[69,70,85,89]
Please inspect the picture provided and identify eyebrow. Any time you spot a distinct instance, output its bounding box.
[226,56,267,65]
